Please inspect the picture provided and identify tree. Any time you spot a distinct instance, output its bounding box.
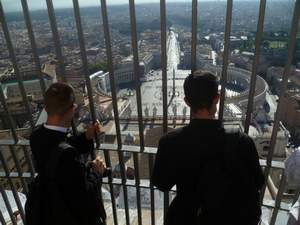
[88,63,108,74]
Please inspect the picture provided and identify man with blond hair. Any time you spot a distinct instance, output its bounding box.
[26,82,106,225]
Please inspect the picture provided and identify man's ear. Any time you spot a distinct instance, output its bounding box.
[213,94,220,105]
[184,97,191,107]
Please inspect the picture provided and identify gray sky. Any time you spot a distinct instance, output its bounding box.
[1,0,281,12]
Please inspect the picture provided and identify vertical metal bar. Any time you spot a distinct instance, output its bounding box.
[267,0,300,164]
[244,0,267,133]
[0,183,18,225]
[160,0,169,219]
[117,151,130,225]
[218,0,233,120]
[0,148,25,222]
[191,0,198,74]
[8,145,29,193]
[133,152,142,225]
[103,149,118,225]
[72,0,100,153]
[100,1,130,225]
[261,0,300,204]
[259,168,267,205]
[45,0,77,134]
[23,145,36,178]
[148,154,155,225]
[21,0,47,97]
[269,172,286,225]
[129,0,145,151]
[45,0,66,82]
[0,84,18,143]
[293,187,300,205]
[0,1,34,129]
[100,1,122,148]
[0,207,6,225]
[161,0,168,134]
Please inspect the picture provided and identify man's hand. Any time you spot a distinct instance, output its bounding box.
[85,121,101,140]
[91,155,106,176]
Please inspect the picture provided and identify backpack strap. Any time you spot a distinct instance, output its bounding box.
[223,127,241,170]
[224,127,240,152]
[44,142,80,225]
[45,142,74,180]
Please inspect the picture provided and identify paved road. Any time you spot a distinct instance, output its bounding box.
[167,31,180,72]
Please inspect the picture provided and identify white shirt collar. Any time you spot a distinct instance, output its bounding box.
[44,124,68,133]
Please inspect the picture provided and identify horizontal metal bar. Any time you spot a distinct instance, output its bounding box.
[100,144,157,154]
[218,0,233,120]
[259,159,285,170]
[0,172,36,178]
[0,139,29,146]
[0,171,178,190]
[0,157,284,180]
[261,201,290,212]
[244,0,267,133]
[0,140,288,169]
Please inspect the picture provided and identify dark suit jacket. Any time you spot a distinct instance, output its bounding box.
[30,125,104,225]
[152,119,265,225]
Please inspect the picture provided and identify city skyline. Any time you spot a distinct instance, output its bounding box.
[1,0,286,12]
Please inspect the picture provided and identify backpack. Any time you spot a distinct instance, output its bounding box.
[196,128,261,225]
[25,142,80,225]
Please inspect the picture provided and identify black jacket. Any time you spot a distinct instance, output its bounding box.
[152,119,265,225]
[30,125,105,225]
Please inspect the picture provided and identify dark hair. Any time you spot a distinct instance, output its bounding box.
[184,70,219,112]
[45,82,75,116]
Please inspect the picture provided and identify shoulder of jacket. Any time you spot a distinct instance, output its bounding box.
[58,141,73,150]
[57,142,77,158]
[30,125,44,136]
[164,127,186,139]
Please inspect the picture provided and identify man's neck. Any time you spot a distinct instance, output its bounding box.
[191,109,215,120]
[46,117,69,128]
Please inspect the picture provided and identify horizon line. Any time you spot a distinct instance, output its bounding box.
[3,0,288,13]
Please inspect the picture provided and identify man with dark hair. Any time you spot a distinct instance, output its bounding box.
[152,71,265,225]
[26,82,106,225]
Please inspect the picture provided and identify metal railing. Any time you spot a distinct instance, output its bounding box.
[0,0,300,225]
